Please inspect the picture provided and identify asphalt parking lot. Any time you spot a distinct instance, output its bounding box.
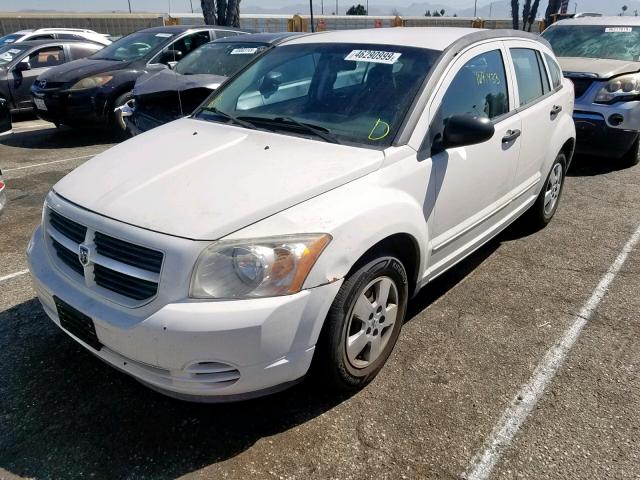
[1,118,639,480]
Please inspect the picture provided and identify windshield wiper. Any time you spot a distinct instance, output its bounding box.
[200,107,258,130]
[238,115,341,144]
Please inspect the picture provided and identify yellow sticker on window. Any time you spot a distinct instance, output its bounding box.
[368,119,391,141]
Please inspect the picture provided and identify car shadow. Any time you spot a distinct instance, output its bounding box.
[0,125,118,150]
[567,154,630,177]
[0,298,351,479]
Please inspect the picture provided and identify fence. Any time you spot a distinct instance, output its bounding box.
[0,12,544,37]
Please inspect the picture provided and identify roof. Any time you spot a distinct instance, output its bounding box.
[213,32,302,45]
[283,27,546,51]
[10,39,102,48]
[554,16,640,26]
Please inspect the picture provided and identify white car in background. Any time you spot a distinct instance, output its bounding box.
[27,28,575,402]
[0,28,111,47]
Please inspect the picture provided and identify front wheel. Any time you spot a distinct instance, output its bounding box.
[524,152,566,230]
[313,255,408,391]
[111,91,133,137]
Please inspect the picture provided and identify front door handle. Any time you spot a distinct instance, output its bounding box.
[502,129,521,144]
[551,105,563,117]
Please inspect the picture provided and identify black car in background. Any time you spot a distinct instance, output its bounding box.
[0,96,10,134]
[30,25,249,133]
[125,32,299,135]
[0,40,103,113]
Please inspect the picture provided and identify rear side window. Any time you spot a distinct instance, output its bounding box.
[510,48,547,106]
[29,34,55,40]
[70,44,102,60]
[215,30,239,39]
[545,53,563,89]
[440,49,509,121]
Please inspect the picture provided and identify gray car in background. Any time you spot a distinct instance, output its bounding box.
[543,16,640,166]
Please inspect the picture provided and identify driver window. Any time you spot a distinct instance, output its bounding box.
[440,50,509,123]
[167,31,211,60]
[29,46,65,68]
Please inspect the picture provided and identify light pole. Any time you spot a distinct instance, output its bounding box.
[310,0,315,32]
[474,0,477,17]
[367,0,369,15]
[321,0,324,14]
[127,0,132,13]
[189,0,193,13]
[336,0,338,15]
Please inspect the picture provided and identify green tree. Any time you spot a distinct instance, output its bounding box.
[622,5,629,15]
[346,4,367,15]
[424,9,431,16]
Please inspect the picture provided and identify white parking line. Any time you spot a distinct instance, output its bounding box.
[465,223,640,480]
[4,154,95,173]
[0,269,29,283]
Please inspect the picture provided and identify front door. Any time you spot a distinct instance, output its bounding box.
[426,43,522,278]
[10,45,66,109]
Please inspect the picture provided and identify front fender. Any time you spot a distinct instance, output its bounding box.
[227,170,431,292]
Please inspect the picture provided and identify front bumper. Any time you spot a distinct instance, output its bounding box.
[31,87,110,127]
[27,225,342,402]
[573,97,640,158]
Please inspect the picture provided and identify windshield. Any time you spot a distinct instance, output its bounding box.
[176,42,269,76]
[0,44,28,66]
[91,31,174,61]
[543,25,640,61]
[195,43,439,148]
[0,34,23,46]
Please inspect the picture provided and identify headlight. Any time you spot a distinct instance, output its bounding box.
[594,73,640,104]
[190,234,331,299]
[69,75,113,91]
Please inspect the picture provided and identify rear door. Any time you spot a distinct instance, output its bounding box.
[10,44,66,109]
[505,41,559,197]
[426,42,523,276]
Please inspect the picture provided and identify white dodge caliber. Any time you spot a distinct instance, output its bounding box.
[27,28,576,402]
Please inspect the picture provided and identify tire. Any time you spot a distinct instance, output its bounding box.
[313,254,409,392]
[525,152,566,230]
[111,91,133,136]
[621,136,640,168]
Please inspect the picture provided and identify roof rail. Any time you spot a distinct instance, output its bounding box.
[33,27,97,34]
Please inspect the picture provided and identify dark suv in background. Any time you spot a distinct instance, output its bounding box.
[30,25,248,133]
[0,40,103,113]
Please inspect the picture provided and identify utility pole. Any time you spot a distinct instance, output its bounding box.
[310,0,315,32]
[474,0,477,16]
[336,0,338,15]
[574,2,578,14]
[367,0,369,15]
[127,0,132,13]
[321,0,324,14]
[189,0,193,13]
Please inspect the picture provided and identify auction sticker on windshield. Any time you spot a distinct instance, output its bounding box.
[230,48,259,55]
[605,27,633,33]
[345,50,402,64]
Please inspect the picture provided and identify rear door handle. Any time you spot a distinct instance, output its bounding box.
[551,105,563,117]
[502,129,521,144]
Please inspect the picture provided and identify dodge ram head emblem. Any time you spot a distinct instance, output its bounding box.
[78,245,90,267]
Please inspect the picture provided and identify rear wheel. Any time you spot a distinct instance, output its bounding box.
[314,254,408,391]
[621,136,640,167]
[524,152,566,230]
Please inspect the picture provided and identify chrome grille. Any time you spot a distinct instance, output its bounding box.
[50,209,87,243]
[46,208,163,304]
[51,237,84,276]
[95,232,163,273]
[94,264,159,301]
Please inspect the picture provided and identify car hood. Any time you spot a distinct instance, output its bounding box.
[53,118,384,240]
[134,69,226,96]
[558,57,640,79]
[37,58,132,83]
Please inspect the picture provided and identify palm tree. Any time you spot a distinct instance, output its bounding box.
[200,0,241,26]
[622,5,629,15]
[511,0,519,29]
[522,0,531,30]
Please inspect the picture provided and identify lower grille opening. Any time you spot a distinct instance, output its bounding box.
[55,297,102,351]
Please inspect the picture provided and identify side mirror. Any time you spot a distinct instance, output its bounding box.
[258,71,283,98]
[434,114,495,152]
[158,49,183,65]
[14,60,31,72]
[167,61,178,70]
